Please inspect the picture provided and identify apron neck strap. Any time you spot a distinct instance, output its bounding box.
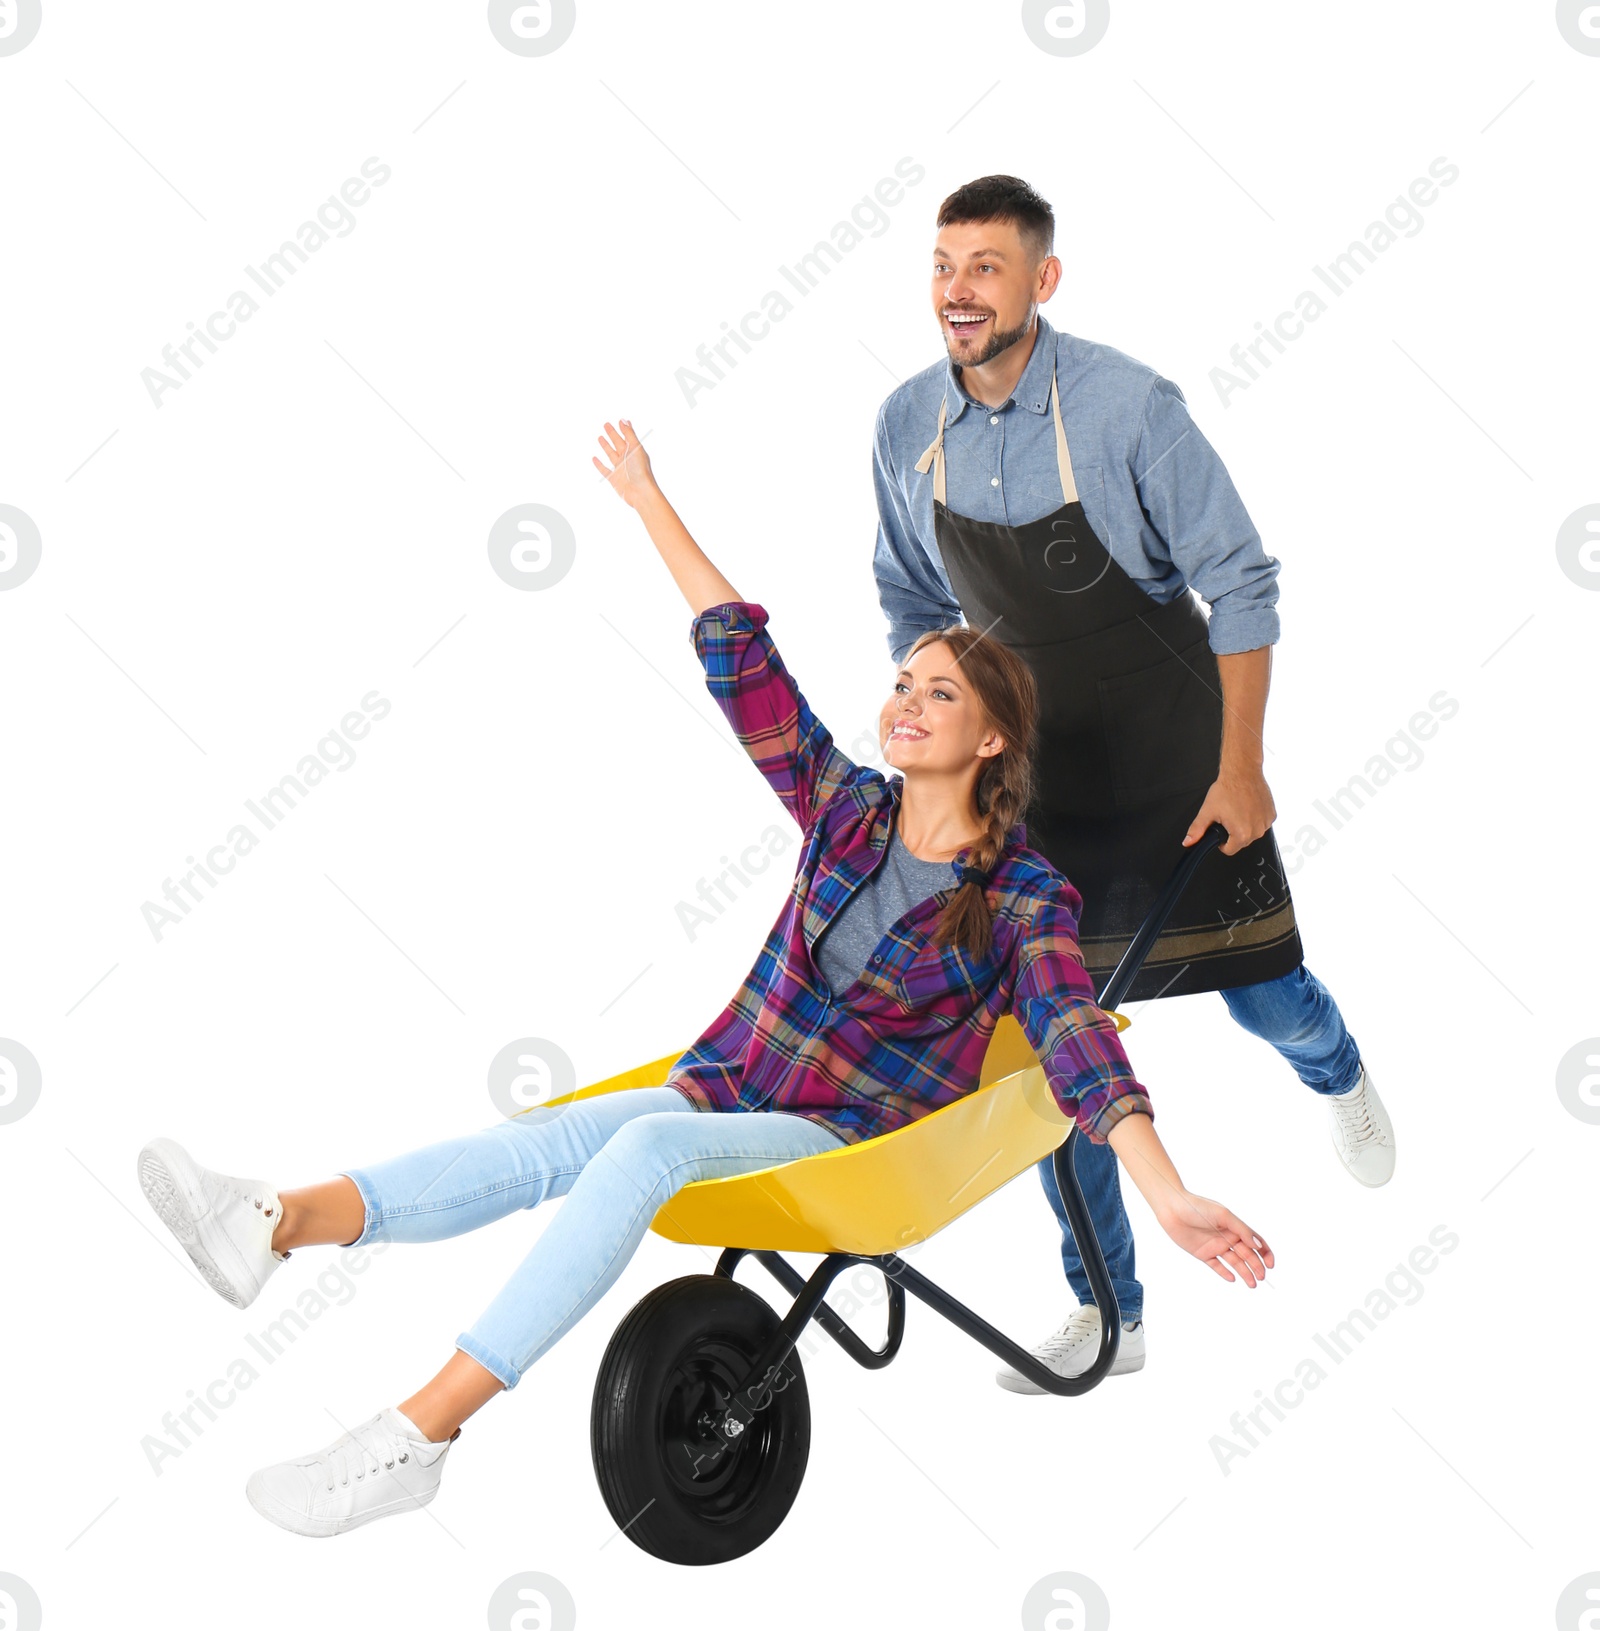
[915,398,951,504]
[1049,371,1078,504]
[913,365,1078,507]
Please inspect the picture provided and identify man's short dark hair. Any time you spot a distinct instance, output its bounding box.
[936,175,1055,264]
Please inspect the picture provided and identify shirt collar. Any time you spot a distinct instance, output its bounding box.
[942,311,1059,426]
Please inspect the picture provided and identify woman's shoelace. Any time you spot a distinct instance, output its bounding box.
[316,1420,406,1490]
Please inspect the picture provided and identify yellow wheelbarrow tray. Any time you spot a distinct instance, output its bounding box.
[558,825,1229,1566]
[542,1003,1120,1259]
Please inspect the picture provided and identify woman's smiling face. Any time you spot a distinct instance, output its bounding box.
[880,640,1005,774]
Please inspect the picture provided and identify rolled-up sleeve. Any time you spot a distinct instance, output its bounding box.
[872,403,962,667]
[690,600,857,832]
[1010,887,1154,1144]
[1133,377,1281,656]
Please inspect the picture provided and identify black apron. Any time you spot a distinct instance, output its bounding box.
[913,368,1303,1003]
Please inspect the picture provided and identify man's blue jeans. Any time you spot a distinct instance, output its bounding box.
[1036,960,1361,1324]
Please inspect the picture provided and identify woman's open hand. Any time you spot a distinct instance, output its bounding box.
[1155,1191,1273,1286]
[592,419,659,510]
[586,419,742,613]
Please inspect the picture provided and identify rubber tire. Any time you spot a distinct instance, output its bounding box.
[591,1273,810,1565]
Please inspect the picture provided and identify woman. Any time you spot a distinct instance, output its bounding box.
[136,420,1272,1539]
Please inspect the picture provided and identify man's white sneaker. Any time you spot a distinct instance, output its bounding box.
[1327,1064,1395,1187]
[137,1136,289,1309]
[995,1304,1144,1394]
[245,1407,458,1538]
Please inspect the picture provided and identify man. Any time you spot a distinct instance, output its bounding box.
[870,174,1395,1391]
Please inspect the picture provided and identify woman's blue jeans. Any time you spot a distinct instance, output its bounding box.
[1035,960,1361,1325]
[341,1087,846,1389]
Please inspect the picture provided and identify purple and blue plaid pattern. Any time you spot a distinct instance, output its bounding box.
[664,602,1153,1148]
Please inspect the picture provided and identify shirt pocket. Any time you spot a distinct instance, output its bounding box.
[892,937,989,1024]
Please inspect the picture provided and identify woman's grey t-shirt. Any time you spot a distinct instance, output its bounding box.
[813,826,956,998]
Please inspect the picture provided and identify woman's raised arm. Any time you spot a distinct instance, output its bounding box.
[593,420,741,616]
[593,418,857,831]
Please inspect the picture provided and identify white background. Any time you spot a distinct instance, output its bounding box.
[1,2,1596,1627]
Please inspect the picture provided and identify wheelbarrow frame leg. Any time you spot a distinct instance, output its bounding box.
[716,1247,908,1370]
[699,823,1231,1436]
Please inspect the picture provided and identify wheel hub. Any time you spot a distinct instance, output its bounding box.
[661,1344,779,1507]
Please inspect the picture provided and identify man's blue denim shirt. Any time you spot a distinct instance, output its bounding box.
[871,312,1282,666]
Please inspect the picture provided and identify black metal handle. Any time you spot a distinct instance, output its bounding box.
[1048,1133,1122,1385]
[1096,821,1230,1012]
[1052,819,1231,1390]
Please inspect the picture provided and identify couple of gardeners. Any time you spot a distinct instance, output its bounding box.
[137,173,1391,1538]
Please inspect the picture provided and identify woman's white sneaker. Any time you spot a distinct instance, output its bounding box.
[1327,1064,1395,1186]
[245,1408,458,1537]
[137,1136,289,1308]
[995,1304,1145,1393]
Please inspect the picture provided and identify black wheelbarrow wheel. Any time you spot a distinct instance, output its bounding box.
[590,1273,810,1565]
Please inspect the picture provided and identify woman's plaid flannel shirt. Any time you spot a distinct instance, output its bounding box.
[663,602,1153,1148]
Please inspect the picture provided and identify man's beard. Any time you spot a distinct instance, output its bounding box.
[947,310,1033,368]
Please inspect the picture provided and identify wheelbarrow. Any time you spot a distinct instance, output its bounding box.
[541,824,1230,1565]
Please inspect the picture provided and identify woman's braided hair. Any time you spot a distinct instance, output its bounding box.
[905,624,1040,963]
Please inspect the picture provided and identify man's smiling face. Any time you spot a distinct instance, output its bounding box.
[931,217,1040,366]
